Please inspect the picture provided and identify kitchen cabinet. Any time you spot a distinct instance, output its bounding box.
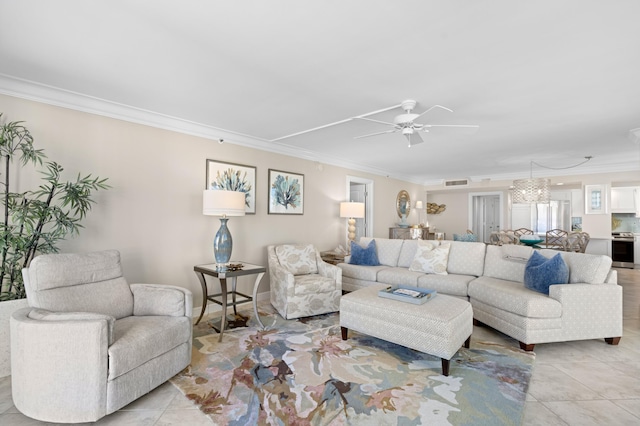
[611,187,639,213]
[571,189,583,217]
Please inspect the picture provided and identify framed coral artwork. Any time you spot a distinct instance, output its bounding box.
[268,169,304,215]
[205,159,256,214]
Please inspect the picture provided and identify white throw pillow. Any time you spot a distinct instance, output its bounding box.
[409,241,451,275]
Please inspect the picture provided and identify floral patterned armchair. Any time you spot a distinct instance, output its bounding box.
[267,244,342,319]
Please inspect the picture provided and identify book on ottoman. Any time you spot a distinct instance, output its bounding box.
[378,285,437,305]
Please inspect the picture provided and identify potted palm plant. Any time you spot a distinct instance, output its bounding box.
[0,114,109,376]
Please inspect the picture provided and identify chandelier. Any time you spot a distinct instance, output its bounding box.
[512,157,592,204]
[512,176,551,204]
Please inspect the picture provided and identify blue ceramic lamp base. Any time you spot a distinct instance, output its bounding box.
[214,217,232,270]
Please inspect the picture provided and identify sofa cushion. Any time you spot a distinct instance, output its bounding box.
[376,267,424,286]
[483,244,533,282]
[294,274,337,295]
[447,241,486,276]
[360,237,403,267]
[469,276,562,318]
[275,244,318,275]
[108,315,191,380]
[24,250,135,319]
[397,239,421,268]
[524,252,569,295]
[338,263,389,282]
[409,241,450,275]
[539,249,612,284]
[417,274,475,298]
[349,240,380,266]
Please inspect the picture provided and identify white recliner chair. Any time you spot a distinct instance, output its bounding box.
[267,244,342,320]
[10,250,193,423]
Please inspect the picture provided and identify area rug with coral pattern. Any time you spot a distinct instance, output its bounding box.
[170,305,534,425]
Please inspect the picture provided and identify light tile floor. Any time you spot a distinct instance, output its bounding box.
[0,268,638,425]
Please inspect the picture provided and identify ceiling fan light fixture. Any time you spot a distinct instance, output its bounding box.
[352,99,477,148]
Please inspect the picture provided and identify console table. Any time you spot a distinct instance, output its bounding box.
[193,262,266,342]
[389,227,432,240]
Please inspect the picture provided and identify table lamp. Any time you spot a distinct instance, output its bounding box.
[415,200,424,226]
[203,190,246,270]
[340,201,365,247]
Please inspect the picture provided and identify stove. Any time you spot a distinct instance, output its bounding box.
[612,232,635,241]
[612,232,636,268]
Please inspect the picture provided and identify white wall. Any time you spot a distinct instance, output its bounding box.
[1,94,424,306]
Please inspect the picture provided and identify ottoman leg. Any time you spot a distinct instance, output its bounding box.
[464,336,471,348]
[341,326,348,340]
[441,358,450,376]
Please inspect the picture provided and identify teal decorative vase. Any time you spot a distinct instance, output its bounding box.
[214,218,232,267]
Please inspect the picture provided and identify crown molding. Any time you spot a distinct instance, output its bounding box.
[1,74,635,187]
[0,74,423,184]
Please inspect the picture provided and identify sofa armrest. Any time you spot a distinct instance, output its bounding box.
[269,262,296,293]
[130,284,193,318]
[10,307,110,422]
[549,283,623,334]
[27,308,116,345]
[318,260,343,285]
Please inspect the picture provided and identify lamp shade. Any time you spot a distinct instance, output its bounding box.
[415,201,424,209]
[203,190,246,216]
[340,202,365,218]
[512,178,551,204]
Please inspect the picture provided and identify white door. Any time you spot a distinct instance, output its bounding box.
[346,176,373,241]
[471,194,502,243]
[350,183,366,241]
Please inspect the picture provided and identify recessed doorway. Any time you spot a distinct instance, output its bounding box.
[469,192,503,243]
[346,176,373,242]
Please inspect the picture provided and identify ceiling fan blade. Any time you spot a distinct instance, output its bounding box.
[423,124,480,128]
[406,131,425,147]
[415,104,453,119]
[354,117,397,127]
[354,129,397,139]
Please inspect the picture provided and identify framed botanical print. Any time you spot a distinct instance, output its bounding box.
[584,184,609,215]
[268,169,304,214]
[205,159,256,214]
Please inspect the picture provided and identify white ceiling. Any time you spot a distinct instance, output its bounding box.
[1,0,639,184]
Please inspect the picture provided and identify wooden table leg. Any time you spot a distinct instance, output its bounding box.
[252,272,266,329]
[441,358,450,376]
[218,278,228,342]
[230,277,238,315]
[194,272,208,325]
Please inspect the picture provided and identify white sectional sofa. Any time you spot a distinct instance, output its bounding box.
[338,237,622,351]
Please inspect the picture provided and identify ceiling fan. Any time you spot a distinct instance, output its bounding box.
[354,99,479,147]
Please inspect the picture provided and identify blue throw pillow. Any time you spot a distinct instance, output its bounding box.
[524,251,569,295]
[453,233,478,242]
[349,240,380,266]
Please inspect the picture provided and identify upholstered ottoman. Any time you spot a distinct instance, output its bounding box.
[340,285,473,376]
